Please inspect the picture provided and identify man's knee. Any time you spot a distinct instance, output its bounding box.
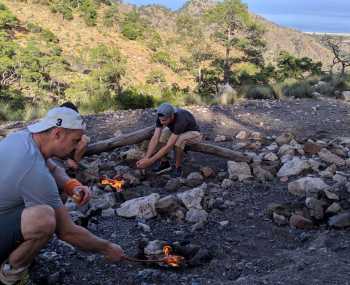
[22,205,56,238]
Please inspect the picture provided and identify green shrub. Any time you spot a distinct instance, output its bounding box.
[80,0,97,26]
[0,5,18,29]
[117,87,155,109]
[146,70,166,84]
[50,2,74,20]
[121,21,143,40]
[26,22,42,33]
[245,85,277,100]
[282,81,313,98]
[151,51,178,72]
[41,29,59,43]
[103,4,119,27]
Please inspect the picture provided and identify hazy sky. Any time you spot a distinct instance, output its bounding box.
[124,0,350,33]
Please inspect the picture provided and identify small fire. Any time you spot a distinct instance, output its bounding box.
[162,245,184,267]
[101,178,124,192]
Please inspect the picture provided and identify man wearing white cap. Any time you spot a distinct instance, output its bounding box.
[0,107,124,285]
[136,103,202,177]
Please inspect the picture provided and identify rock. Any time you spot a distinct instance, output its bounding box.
[289,214,314,229]
[185,172,204,187]
[319,164,337,178]
[325,202,341,214]
[200,166,215,178]
[116,193,160,219]
[276,133,293,145]
[342,90,350,101]
[76,160,99,183]
[120,147,145,161]
[318,148,345,166]
[288,177,329,197]
[273,212,288,226]
[123,172,140,186]
[165,178,182,192]
[333,174,347,184]
[191,221,206,232]
[185,208,208,223]
[328,212,350,228]
[304,142,322,155]
[266,203,292,218]
[177,184,206,210]
[214,135,227,142]
[266,142,279,151]
[221,179,234,189]
[324,189,339,200]
[155,195,181,215]
[236,130,249,140]
[278,144,296,156]
[103,193,117,208]
[277,157,309,177]
[219,220,229,227]
[101,208,116,217]
[227,161,252,181]
[252,163,274,182]
[308,159,322,172]
[305,197,326,220]
[137,222,151,232]
[113,165,131,177]
[144,240,165,256]
[264,152,279,161]
[250,131,263,140]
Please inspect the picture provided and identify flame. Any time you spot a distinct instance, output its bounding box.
[162,245,184,267]
[101,178,124,192]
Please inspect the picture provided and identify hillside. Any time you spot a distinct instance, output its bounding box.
[0,0,342,120]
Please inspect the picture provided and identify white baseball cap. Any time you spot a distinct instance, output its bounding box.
[28,107,86,133]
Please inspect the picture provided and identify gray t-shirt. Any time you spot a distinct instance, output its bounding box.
[0,130,63,215]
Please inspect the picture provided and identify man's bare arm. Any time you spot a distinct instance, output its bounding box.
[145,128,162,158]
[149,134,178,163]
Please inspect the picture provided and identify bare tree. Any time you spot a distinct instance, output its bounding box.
[322,36,350,76]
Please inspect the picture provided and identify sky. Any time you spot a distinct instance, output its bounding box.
[124,0,350,34]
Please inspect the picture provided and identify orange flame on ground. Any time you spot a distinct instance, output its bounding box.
[101,178,124,192]
[162,245,184,267]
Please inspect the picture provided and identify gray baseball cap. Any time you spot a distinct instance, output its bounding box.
[157,103,176,118]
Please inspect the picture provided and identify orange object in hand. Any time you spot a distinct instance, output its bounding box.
[63,179,83,203]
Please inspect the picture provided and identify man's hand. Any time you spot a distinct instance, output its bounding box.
[77,135,90,151]
[136,158,152,169]
[103,243,125,263]
[65,158,79,170]
[73,185,91,206]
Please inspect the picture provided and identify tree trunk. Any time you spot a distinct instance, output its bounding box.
[223,26,232,84]
[85,126,250,162]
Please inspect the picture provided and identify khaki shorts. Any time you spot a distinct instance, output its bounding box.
[159,128,202,150]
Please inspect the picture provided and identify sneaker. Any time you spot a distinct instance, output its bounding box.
[0,261,30,285]
[152,160,172,175]
[170,166,183,178]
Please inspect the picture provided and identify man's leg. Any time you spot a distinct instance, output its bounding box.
[174,131,202,171]
[9,205,56,269]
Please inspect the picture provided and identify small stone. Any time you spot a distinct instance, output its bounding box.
[221,178,234,189]
[303,142,322,155]
[219,220,229,227]
[266,142,279,151]
[325,202,341,214]
[289,214,314,229]
[318,148,345,166]
[276,133,293,145]
[273,212,288,226]
[328,212,350,228]
[165,178,182,192]
[200,166,215,178]
[264,152,279,161]
[288,177,329,197]
[305,197,326,220]
[236,130,249,140]
[227,161,252,181]
[186,208,208,223]
[155,195,181,215]
[333,174,347,184]
[277,157,309,177]
[101,208,115,217]
[137,222,151,232]
[214,135,227,142]
[186,172,204,187]
[177,184,206,210]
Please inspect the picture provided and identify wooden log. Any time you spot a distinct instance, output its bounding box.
[85,126,250,162]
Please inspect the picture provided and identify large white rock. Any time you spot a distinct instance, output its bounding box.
[227,161,252,181]
[318,148,345,166]
[277,157,309,177]
[288,177,329,197]
[177,183,207,210]
[116,193,160,219]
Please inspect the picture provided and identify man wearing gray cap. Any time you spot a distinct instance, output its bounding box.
[136,103,201,177]
[0,107,124,285]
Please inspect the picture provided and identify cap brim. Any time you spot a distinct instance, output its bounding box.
[27,121,54,133]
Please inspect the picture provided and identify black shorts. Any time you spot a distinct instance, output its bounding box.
[0,207,24,264]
